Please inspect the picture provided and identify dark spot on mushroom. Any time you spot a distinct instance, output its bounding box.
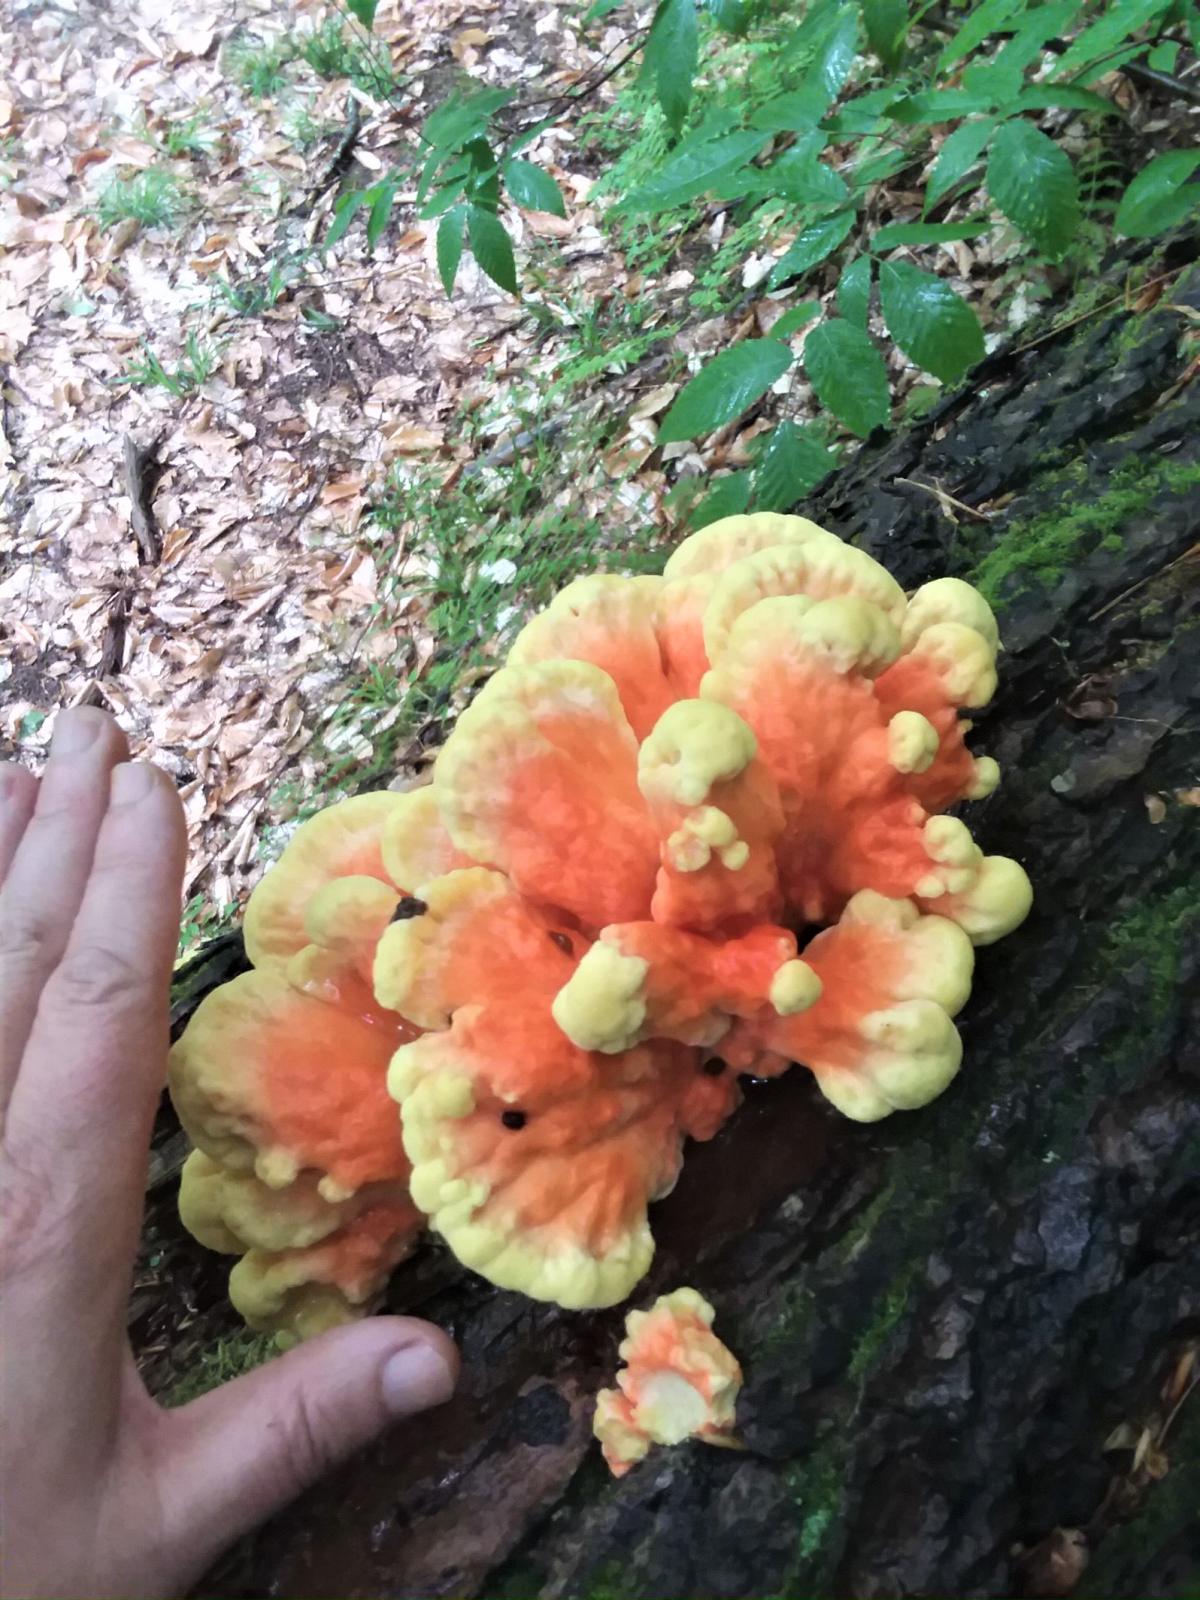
[390,896,428,923]
[549,931,573,955]
[501,1109,528,1130]
[702,1057,726,1077]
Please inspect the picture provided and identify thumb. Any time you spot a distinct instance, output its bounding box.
[155,1317,458,1576]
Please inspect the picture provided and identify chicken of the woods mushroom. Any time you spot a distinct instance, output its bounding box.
[169,514,1032,1337]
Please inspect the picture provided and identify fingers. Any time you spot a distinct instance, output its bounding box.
[0,708,129,1106]
[0,763,38,883]
[156,1318,458,1581]
[4,761,186,1267]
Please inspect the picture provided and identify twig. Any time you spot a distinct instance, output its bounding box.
[77,586,132,709]
[893,475,992,522]
[1088,539,1200,621]
[1011,267,1187,355]
[121,432,163,564]
[320,92,363,191]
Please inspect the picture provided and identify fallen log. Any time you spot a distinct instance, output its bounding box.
[186,236,1199,1600]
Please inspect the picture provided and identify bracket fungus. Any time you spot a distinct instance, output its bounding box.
[170,513,1032,1335]
[593,1288,743,1477]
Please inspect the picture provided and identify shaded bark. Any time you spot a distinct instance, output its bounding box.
[191,240,1200,1600]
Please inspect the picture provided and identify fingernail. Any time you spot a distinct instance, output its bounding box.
[110,763,155,805]
[52,707,105,756]
[381,1342,456,1419]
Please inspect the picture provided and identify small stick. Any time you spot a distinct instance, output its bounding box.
[1011,267,1186,356]
[122,433,163,565]
[893,475,992,522]
[1088,539,1199,621]
[78,586,132,709]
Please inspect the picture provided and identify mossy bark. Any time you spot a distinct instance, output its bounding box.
[194,240,1200,1600]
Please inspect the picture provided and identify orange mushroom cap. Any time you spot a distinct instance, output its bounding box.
[168,966,415,1196]
[379,869,734,1306]
[244,792,409,970]
[433,660,659,929]
[726,891,975,1120]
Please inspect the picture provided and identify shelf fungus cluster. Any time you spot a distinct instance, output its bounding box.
[169,514,1032,1339]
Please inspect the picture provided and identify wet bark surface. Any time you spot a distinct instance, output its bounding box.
[193,241,1200,1600]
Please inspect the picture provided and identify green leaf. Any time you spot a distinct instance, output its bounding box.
[345,0,378,28]
[925,118,996,209]
[423,87,514,155]
[324,187,366,247]
[962,0,1077,100]
[747,140,849,206]
[887,88,997,123]
[366,180,396,249]
[803,319,890,437]
[750,90,830,133]
[467,204,517,294]
[436,205,466,296]
[769,300,822,340]
[936,0,1024,70]
[811,6,860,101]
[987,119,1079,258]
[754,421,838,509]
[755,6,859,129]
[837,255,872,327]
[504,159,566,216]
[878,260,984,384]
[872,216,990,250]
[585,0,627,20]
[1012,85,1119,115]
[301,306,341,331]
[768,209,855,288]
[1115,149,1200,238]
[706,0,753,34]
[1147,39,1180,70]
[646,0,699,133]
[658,340,795,444]
[861,0,907,69]
[1052,0,1172,82]
[620,128,765,212]
[692,471,752,528]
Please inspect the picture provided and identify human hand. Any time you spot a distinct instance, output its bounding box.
[0,708,458,1599]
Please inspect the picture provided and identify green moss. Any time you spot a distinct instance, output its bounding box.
[971,454,1200,607]
[846,1266,919,1385]
[163,1331,276,1407]
[759,1281,819,1357]
[1102,878,1200,1026]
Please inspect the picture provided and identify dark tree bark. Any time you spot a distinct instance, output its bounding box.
[191,239,1200,1600]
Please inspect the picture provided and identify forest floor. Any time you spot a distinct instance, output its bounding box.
[6,0,1193,940]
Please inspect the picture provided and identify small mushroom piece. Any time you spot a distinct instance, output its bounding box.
[594,1288,743,1477]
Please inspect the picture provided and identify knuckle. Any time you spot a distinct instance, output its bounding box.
[50,942,146,1012]
[0,905,56,970]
